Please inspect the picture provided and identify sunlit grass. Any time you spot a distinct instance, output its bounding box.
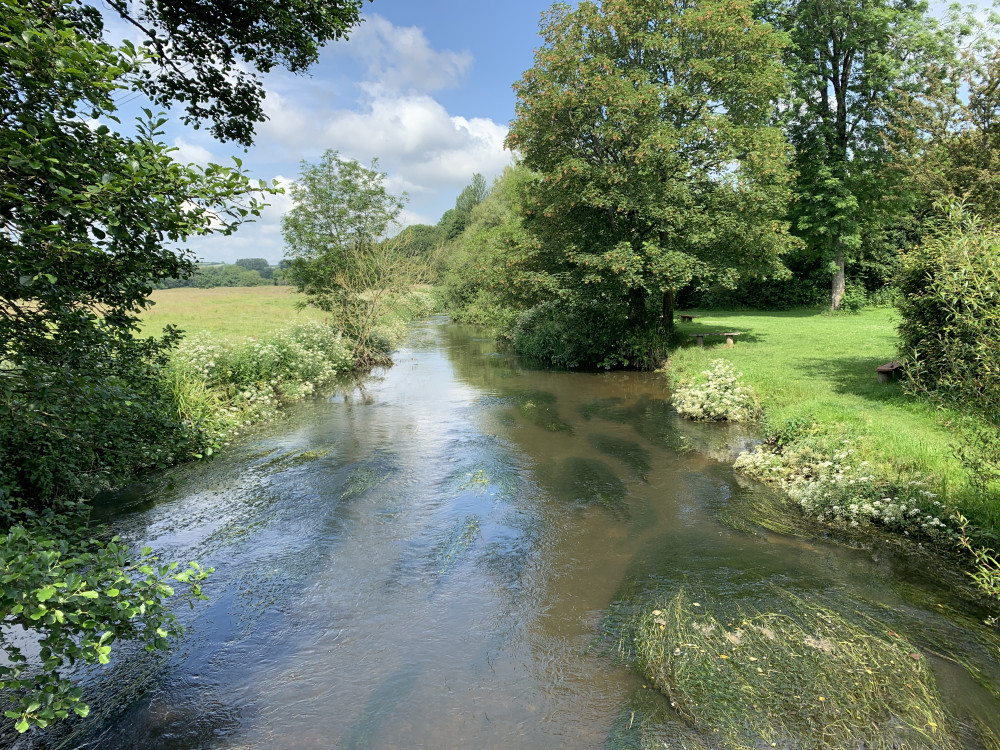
[669,307,996,533]
[138,286,325,342]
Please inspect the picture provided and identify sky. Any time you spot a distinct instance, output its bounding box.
[137,0,557,264]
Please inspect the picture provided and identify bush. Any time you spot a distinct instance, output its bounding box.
[896,202,1000,491]
[897,203,1000,408]
[672,360,760,422]
[168,321,354,451]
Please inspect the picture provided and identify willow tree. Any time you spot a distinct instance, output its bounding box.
[506,0,796,340]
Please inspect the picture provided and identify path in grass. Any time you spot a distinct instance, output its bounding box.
[139,286,325,342]
[669,308,993,531]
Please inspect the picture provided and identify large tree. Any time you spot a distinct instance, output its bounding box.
[770,0,952,308]
[506,0,796,342]
[1,0,366,733]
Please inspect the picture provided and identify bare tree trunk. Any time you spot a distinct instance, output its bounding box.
[831,246,845,310]
[661,288,675,331]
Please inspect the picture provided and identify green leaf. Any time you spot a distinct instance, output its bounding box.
[36,587,56,602]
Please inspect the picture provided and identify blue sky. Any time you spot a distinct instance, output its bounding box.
[137,0,557,264]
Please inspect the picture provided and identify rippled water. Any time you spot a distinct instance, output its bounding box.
[31,317,1000,749]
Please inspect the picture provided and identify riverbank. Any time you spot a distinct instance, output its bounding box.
[667,307,1000,604]
[143,285,437,461]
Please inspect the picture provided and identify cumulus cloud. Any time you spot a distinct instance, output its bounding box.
[187,15,513,261]
[346,15,473,93]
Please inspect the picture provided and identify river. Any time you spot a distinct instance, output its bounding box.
[43,317,1000,748]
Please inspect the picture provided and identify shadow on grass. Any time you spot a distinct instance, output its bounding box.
[675,320,766,347]
[794,355,910,403]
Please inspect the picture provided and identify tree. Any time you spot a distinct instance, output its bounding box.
[769,0,953,308]
[282,151,418,364]
[235,257,274,279]
[1,0,365,732]
[101,0,368,145]
[440,173,490,240]
[506,0,796,357]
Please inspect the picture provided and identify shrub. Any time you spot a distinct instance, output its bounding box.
[896,201,1000,494]
[897,203,1000,406]
[672,360,760,422]
[734,441,959,540]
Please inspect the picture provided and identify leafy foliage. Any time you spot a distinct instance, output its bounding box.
[897,202,1000,494]
[1,0,271,514]
[102,0,368,145]
[0,521,210,734]
[1,0,365,732]
[504,0,796,366]
[282,151,423,364]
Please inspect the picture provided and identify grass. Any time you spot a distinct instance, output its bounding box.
[139,286,325,341]
[621,589,963,749]
[669,307,998,535]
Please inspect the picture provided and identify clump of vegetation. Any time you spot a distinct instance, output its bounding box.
[588,434,652,480]
[537,456,627,513]
[735,438,959,540]
[672,360,760,423]
[165,321,354,454]
[501,389,573,433]
[621,589,960,749]
[897,203,1000,497]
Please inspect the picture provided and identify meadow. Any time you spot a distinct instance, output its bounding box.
[668,307,997,538]
[139,286,326,341]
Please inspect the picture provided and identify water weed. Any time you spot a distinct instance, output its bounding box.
[621,589,961,749]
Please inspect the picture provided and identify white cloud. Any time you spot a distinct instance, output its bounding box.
[187,15,513,261]
[346,15,473,93]
[172,137,216,166]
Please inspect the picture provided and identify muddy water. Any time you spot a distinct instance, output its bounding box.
[55,317,1000,748]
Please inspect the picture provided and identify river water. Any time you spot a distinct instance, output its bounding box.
[46,317,1000,748]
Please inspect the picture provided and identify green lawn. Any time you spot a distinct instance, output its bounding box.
[669,307,995,532]
[139,286,325,341]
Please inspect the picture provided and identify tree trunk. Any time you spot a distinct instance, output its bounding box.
[628,287,647,329]
[661,288,675,331]
[831,246,845,310]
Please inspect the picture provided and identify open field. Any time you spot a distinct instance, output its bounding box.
[669,307,997,533]
[139,286,325,341]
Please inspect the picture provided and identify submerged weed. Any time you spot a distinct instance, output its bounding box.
[621,589,961,749]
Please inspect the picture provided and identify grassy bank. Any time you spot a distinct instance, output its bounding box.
[139,285,436,458]
[668,307,998,541]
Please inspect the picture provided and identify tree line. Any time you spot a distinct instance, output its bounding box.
[155,258,291,288]
[436,0,1000,374]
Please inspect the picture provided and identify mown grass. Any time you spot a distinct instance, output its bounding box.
[668,307,997,535]
[139,286,326,341]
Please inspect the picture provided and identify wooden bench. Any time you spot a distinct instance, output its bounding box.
[679,314,697,323]
[690,332,741,347]
[876,360,903,383]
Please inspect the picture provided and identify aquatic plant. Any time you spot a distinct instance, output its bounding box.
[735,440,960,541]
[672,360,760,423]
[621,589,961,749]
